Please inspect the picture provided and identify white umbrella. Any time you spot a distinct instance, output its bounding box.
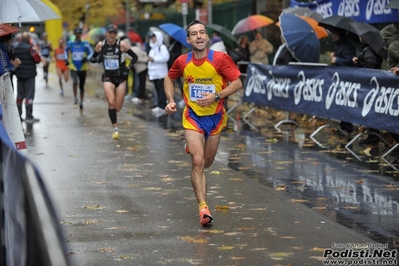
[0,0,60,25]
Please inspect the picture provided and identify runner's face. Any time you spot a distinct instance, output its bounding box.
[187,24,209,52]
[107,31,117,43]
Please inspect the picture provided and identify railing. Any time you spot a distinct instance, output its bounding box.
[235,63,399,171]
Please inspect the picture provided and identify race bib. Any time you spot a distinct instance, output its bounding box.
[72,51,84,61]
[189,83,215,101]
[56,54,65,60]
[104,59,119,70]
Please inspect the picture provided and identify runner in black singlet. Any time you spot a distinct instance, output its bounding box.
[91,24,138,140]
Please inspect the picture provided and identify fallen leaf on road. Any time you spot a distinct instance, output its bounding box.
[215,205,229,210]
[179,236,208,243]
[100,248,114,253]
[218,246,234,250]
[210,171,222,174]
[116,210,128,213]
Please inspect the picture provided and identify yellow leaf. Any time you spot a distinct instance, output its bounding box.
[281,236,297,239]
[144,187,162,190]
[179,236,208,243]
[207,230,224,234]
[275,184,287,191]
[210,171,222,174]
[218,246,234,250]
[228,177,243,181]
[100,248,114,253]
[230,257,245,260]
[290,199,309,203]
[215,205,229,210]
[312,205,328,210]
[116,210,128,213]
[363,147,372,157]
[106,227,126,230]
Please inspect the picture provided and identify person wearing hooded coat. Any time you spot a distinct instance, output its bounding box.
[147,31,170,116]
[352,37,383,144]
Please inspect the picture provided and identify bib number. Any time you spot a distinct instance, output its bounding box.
[189,83,215,101]
[104,59,119,70]
[72,51,84,61]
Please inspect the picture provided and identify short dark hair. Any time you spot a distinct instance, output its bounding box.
[186,19,206,37]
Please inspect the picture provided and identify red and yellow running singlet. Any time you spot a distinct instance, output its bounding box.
[168,49,241,116]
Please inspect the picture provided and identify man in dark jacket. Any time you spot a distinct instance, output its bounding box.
[13,32,41,123]
[330,28,356,135]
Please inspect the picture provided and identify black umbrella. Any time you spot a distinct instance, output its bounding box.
[385,0,399,9]
[348,21,387,58]
[318,15,358,40]
[206,23,238,49]
[282,7,324,22]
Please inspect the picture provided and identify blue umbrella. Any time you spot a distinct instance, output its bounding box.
[158,23,191,48]
[279,13,320,63]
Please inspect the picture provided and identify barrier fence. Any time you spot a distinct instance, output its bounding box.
[235,63,399,170]
[0,73,70,266]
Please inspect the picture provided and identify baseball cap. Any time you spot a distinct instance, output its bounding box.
[74,27,83,34]
[106,24,118,33]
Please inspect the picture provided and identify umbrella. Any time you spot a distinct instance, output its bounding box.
[0,24,20,37]
[127,30,143,44]
[158,23,191,48]
[149,26,170,46]
[206,23,238,49]
[232,15,274,35]
[299,16,329,39]
[279,13,320,63]
[282,7,324,22]
[88,27,106,43]
[348,21,386,58]
[318,15,358,40]
[385,0,399,9]
[0,0,60,25]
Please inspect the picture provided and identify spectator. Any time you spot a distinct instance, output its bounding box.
[13,32,41,123]
[330,28,356,135]
[0,33,21,77]
[168,38,185,108]
[352,37,383,144]
[235,35,250,74]
[130,42,149,104]
[147,31,170,117]
[249,31,274,65]
[209,32,227,54]
[381,24,399,69]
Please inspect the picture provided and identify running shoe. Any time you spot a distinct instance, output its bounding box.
[112,131,119,140]
[79,102,83,113]
[74,98,78,108]
[60,90,64,96]
[131,97,144,104]
[199,207,213,225]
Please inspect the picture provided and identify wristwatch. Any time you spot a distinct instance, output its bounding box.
[215,93,221,102]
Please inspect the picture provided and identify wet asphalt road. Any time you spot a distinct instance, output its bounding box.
[21,65,399,265]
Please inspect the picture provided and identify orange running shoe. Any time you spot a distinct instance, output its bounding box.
[199,207,213,225]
